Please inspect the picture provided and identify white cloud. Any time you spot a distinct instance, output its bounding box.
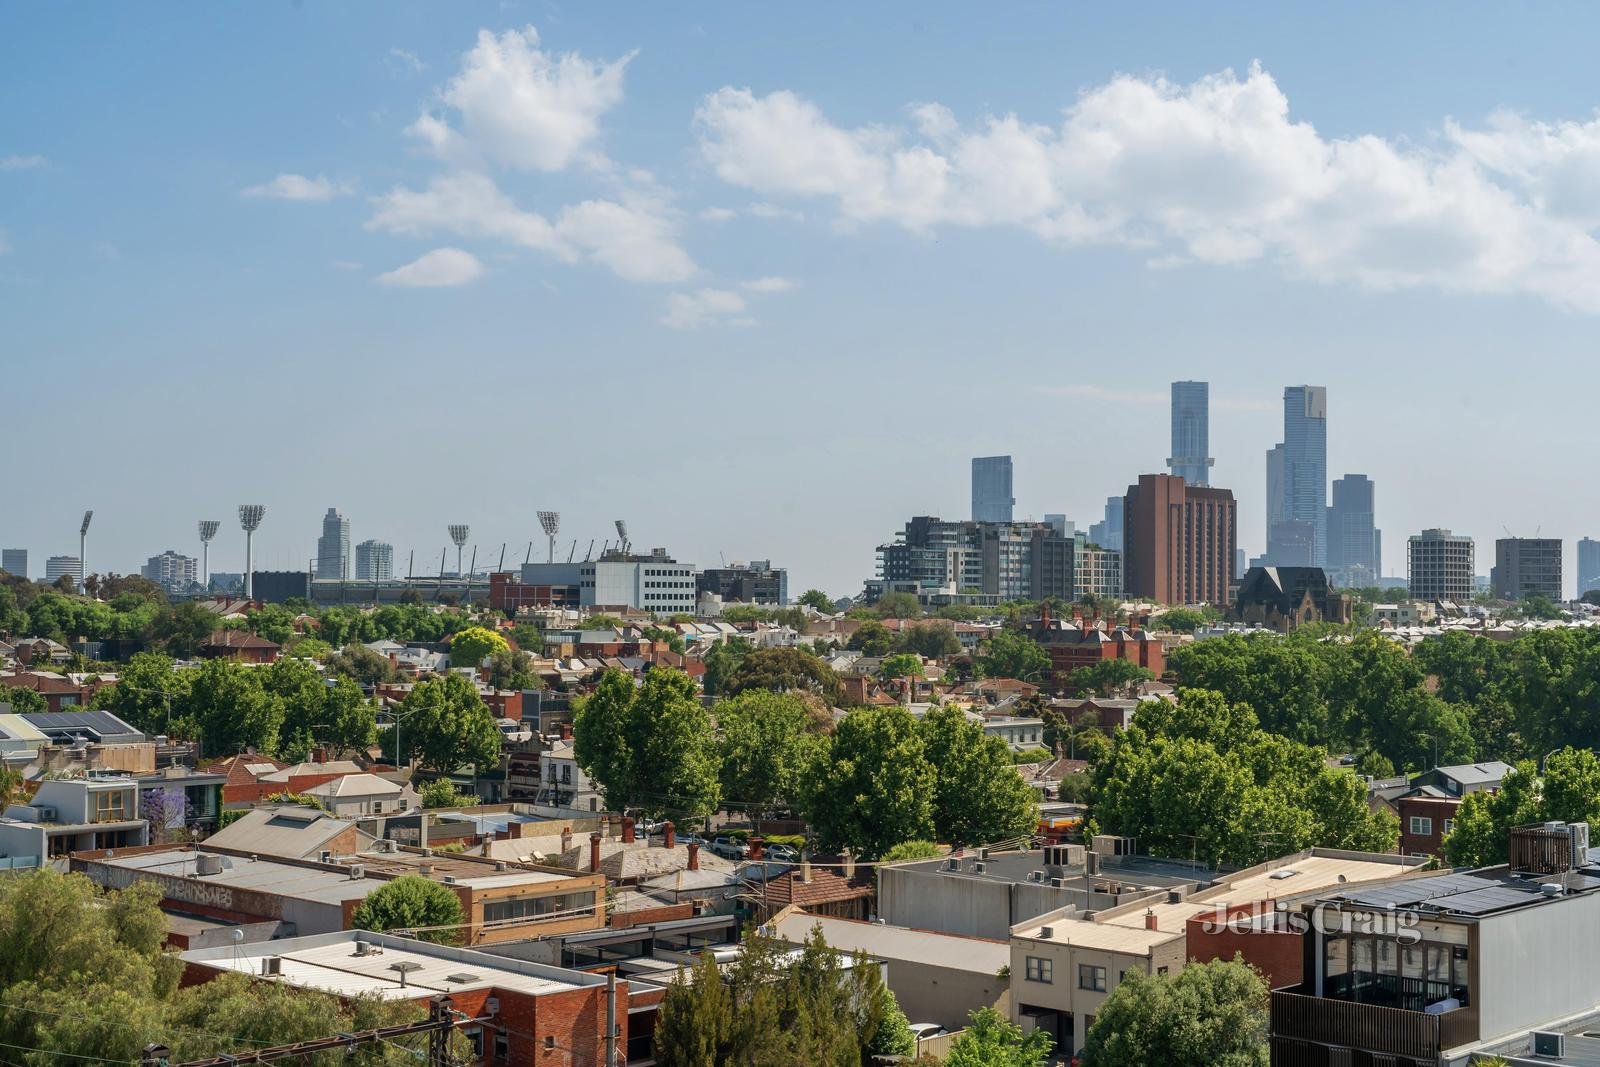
[0,154,46,171]
[697,202,804,223]
[242,173,352,202]
[740,275,794,292]
[388,47,427,74]
[694,65,1600,312]
[698,206,738,222]
[366,171,694,283]
[376,247,485,287]
[661,287,750,329]
[413,26,633,172]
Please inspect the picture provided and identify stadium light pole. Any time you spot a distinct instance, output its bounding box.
[198,520,220,593]
[239,505,265,599]
[78,510,93,594]
[538,511,560,565]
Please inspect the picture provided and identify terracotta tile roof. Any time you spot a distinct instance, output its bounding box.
[760,863,875,908]
[204,630,281,650]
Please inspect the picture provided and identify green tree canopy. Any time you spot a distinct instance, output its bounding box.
[918,705,1039,846]
[945,1007,1054,1067]
[846,619,894,657]
[1066,658,1155,697]
[573,668,721,819]
[872,591,923,619]
[398,672,502,772]
[1081,958,1269,1067]
[798,589,836,613]
[975,629,1050,682]
[895,621,963,659]
[716,690,823,819]
[484,648,540,691]
[351,875,465,943]
[448,625,509,670]
[701,635,752,697]
[802,705,935,858]
[726,647,844,707]
[324,643,401,686]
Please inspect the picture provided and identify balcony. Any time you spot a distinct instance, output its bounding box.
[1270,986,1477,1064]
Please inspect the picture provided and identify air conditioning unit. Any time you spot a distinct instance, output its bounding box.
[32,806,56,823]
[973,862,986,874]
[1570,822,1591,865]
[1028,871,1044,883]
[261,957,282,976]
[1039,926,1054,939]
[195,854,224,876]
[1533,1032,1565,1057]
[1050,877,1064,888]
[945,857,960,871]
[1167,888,1187,904]
[348,865,366,880]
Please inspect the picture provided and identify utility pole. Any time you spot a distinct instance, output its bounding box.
[605,971,618,1067]
[427,994,453,1067]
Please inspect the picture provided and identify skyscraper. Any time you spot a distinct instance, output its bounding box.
[44,556,81,585]
[355,539,394,581]
[1408,529,1474,602]
[1,549,25,579]
[1123,474,1237,606]
[1089,496,1124,552]
[141,550,199,594]
[1326,474,1381,588]
[1267,386,1328,567]
[1579,538,1600,597]
[315,508,350,580]
[1491,538,1563,602]
[1167,380,1213,486]
[971,456,1015,523]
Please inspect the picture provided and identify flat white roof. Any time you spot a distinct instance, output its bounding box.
[182,931,601,1000]
[771,913,1007,974]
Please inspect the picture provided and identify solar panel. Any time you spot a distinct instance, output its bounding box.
[1338,873,1493,907]
[1436,885,1542,915]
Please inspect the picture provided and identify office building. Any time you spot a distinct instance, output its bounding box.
[1326,474,1381,588]
[1580,537,1600,597]
[354,539,393,581]
[873,517,1074,604]
[971,455,1015,523]
[1075,545,1123,599]
[1167,380,1213,486]
[1,549,25,578]
[1122,474,1237,606]
[521,548,696,615]
[1088,496,1123,552]
[315,507,350,580]
[44,555,81,584]
[140,549,198,594]
[1407,529,1475,602]
[1491,537,1563,602]
[1266,386,1328,567]
[1043,514,1071,538]
[696,560,788,605]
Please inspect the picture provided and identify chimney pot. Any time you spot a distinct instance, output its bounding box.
[1145,908,1158,931]
[663,821,675,849]
[687,842,699,871]
[748,836,764,861]
[589,831,602,873]
[559,722,573,740]
[622,816,636,844]
[561,827,573,854]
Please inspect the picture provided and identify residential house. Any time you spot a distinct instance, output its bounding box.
[197,630,281,663]
[1027,609,1164,691]
[1396,762,1514,857]
[0,775,149,861]
[300,772,416,817]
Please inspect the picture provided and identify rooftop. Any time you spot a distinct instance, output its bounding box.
[92,848,381,906]
[770,912,1006,974]
[181,930,604,1000]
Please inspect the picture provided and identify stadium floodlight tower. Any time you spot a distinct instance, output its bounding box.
[238,505,265,599]
[448,524,470,579]
[614,520,629,557]
[78,510,93,593]
[537,511,560,564]
[198,520,221,591]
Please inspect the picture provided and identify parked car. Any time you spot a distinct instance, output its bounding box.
[763,843,800,863]
[908,1024,947,1041]
[711,835,750,859]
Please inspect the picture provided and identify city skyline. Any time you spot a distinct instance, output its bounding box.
[12,5,1600,596]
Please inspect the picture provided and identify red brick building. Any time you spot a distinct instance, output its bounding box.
[198,630,281,663]
[1028,609,1165,689]
[1398,794,1461,856]
[1123,473,1237,606]
[489,571,581,613]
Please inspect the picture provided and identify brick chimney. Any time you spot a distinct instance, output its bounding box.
[508,821,523,840]
[799,859,812,883]
[1145,908,1158,931]
[842,848,855,878]
[687,842,699,871]
[559,721,573,740]
[622,816,636,844]
[589,832,602,873]
[748,836,764,860]
[560,826,572,854]
[663,821,676,849]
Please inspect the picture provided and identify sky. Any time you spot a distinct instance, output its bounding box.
[7,2,1600,597]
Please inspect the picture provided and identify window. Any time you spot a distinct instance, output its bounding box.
[1078,964,1106,992]
[1024,956,1052,984]
[1443,819,1455,835]
[94,790,128,824]
[494,1032,509,1061]
[1409,816,1433,836]
[1157,966,1169,976]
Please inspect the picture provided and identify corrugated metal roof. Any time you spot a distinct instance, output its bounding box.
[204,807,369,859]
[100,849,379,905]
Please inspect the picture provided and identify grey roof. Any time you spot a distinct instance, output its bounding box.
[203,807,372,859]
[1435,761,1514,787]
[1335,869,1600,918]
[891,849,1216,890]
[20,710,144,745]
[96,849,380,906]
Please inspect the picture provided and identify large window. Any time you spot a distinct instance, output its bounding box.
[94,790,128,824]
[1024,956,1052,984]
[1078,964,1107,992]
[484,891,596,925]
[1408,816,1433,836]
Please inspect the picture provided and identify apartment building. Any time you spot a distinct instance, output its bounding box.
[872,516,1075,605]
[1122,474,1238,606]
[1408,529,1475,603]
[0,775,149,860]
[1492,537,1563,602]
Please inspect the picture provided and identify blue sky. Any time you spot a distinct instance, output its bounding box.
[7,3,1600,596]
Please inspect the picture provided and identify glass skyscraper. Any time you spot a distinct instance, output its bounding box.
[1327,474,1380,587]
[316,507,350,579]
[1580,537,1600,597]
[1168,380,1213,486]
[1268,386,1328,568]
[971,456,1015,523]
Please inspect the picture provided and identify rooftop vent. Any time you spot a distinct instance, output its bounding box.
[1039,926,1054,939]
[388,961,422,988]
[1269,869,1300,881]
[195,854,224,877]
[445,972,480,984]
[261,957,282,977]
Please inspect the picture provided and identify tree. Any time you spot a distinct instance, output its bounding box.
[726,647,845,707]
[573,668,721,819]
[419,778,478,808]
[398,672,502,772]
[802,705,935,857]
[97,653,190,735]
[322,676,378,758]
[484,648,539,691]
[151,600,218,658]
[919,705,1039,846]
[1066,659,1154,697]
[324,643,400,686]
[945,1007,1054,1067]
[1,684,48,713]
[1157,606,1213,634]
[716,690,822,820]
[448,626,508,671]
[701,635,752,697]
[265,656,332,757]
[896,621,962,659]
[351,875,465,943]
[1081,958,1268,1067]
[873,591,923,619]
[847,619,894,657]
[975,630,1050,682]
[654,951,733,1067]
[1543,747,1600,825]
[878,652,924,694]
[798,589,836,613]
[879,839,943,862]
[185,658,284,757]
